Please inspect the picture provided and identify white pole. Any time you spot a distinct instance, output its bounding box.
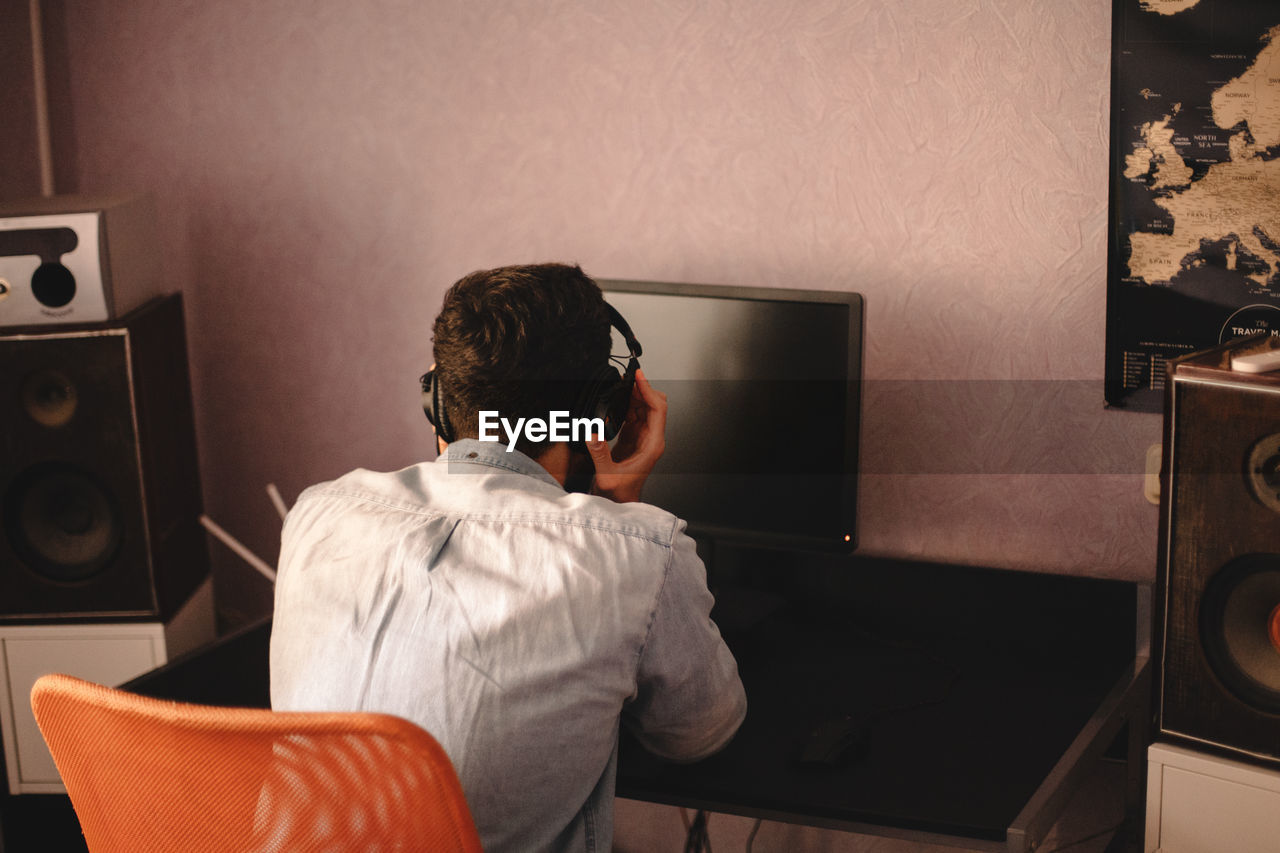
[199,514,277,583]
[266,483,289,522]
[29,0,55,197]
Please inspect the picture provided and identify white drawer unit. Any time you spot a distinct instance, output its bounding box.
[1146,742,1280,853]
[0,577,213,794]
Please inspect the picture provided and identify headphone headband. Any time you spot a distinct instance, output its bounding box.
[422,300,641,448]
[605,302,642,360]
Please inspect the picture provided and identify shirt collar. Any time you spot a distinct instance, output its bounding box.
[438,439,564,490]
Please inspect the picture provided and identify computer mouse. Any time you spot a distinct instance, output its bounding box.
[797,714,871,768]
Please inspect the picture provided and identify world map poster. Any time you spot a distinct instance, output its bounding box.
[1106,0,1280,410]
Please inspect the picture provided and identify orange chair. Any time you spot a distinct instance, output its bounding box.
[30,673,483,853]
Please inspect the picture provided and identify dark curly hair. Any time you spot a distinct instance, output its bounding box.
[431,263,611,458]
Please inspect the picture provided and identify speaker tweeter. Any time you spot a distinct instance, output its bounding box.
[21,367,78,428]
[1247,433,1280,515]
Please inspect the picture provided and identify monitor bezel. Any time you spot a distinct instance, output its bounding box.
[598,278,863,553]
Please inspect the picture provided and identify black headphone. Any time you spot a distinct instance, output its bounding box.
[420,302,642,450]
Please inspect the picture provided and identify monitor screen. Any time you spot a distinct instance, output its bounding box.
[600,279,862,552]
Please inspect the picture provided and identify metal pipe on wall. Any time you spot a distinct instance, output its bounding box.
[29,0,54,197]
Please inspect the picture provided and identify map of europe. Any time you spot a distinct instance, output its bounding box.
[1124,14,1279,289]
[1106,0,1280,408]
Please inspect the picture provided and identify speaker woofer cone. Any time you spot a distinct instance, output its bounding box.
[3,462,122,582]
[1200,554,1280,714]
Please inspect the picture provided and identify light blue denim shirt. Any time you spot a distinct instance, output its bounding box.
[270,439,746,852]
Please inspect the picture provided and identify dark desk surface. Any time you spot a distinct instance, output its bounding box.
[125,553,1142,851]
[621,552,1140,846]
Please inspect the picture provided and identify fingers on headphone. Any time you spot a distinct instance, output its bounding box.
[634,369,666,404]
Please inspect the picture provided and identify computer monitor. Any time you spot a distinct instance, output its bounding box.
[600,279,862,553]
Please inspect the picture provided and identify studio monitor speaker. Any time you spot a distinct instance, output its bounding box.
[0,294,209,621]
[1156,334,1280,765]
[0,194,162,328]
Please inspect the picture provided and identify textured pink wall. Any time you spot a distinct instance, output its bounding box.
[46,0,1157,622]
[0,0,42,199]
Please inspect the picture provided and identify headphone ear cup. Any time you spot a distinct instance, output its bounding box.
[435,378,455,444]
[421,373,437,425]
[420,370,454,444]
[603,362,638,440]
[574,365,623,445]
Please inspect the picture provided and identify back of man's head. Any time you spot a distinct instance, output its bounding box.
[431,263,611,458]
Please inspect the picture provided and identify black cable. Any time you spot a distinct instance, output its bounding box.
[744,818,762,853]
[683,809,711,853]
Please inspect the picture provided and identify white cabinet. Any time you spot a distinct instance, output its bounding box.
[1146,742,1280,853]
[0,578,214,794]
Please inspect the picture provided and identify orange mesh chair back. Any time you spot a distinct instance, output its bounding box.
[30,673,483,853]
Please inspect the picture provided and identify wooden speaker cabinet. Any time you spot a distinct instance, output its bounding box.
[1155,334,1280,766]
[0,294,209,621]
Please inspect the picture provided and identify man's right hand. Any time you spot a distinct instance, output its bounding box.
[586,369,666,503]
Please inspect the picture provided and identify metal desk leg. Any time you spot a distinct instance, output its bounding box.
[1006,657,1151,853]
